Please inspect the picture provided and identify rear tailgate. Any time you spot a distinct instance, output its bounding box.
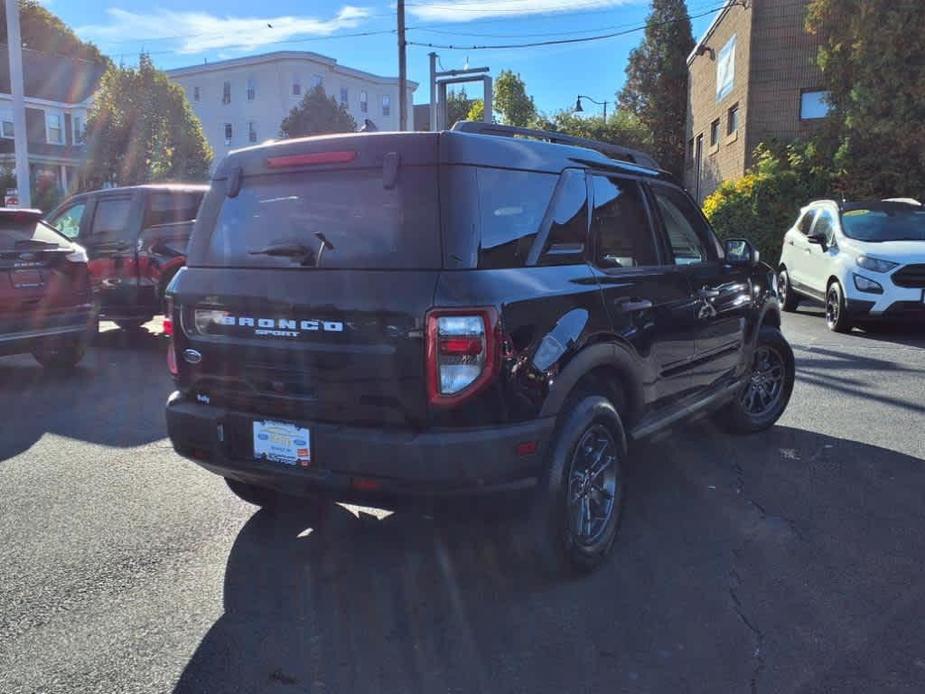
[175,133,442,427]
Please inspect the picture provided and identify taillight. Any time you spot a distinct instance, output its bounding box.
[165,297,178,378]
[426,308,499,406]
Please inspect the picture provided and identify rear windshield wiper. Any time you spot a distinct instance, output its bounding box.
[248,242,320,266]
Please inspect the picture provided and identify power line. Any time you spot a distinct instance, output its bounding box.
[406,3,737,50]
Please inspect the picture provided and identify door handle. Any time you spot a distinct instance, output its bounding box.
[698,287,721,299]
[615,297,653,312]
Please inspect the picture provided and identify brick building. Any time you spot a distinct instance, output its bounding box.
[684,0,828,201]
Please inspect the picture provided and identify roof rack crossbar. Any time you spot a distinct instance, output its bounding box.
[451,120,660,170]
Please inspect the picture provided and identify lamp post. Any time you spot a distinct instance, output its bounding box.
[575,95,609,122]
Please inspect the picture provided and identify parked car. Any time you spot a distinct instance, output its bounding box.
[46,184,208,330]
[164,123,794,574]
[778,199,925,332]
[0,208,94,368]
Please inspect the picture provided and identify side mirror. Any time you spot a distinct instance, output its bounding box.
[724,238,760,267]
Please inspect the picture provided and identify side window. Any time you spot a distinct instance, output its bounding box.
[797,209,816,235]
[650,185,712,265]
[812,209,837,244]
[48,202,86,239]
[477,168,557,269]
[143,192,203,228]
[537,170,588,266]
[91,198,132,238]
[590,176,658,268]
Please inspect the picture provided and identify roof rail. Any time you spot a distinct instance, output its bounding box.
[451,120,661,170]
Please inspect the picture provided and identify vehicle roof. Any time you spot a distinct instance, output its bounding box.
[0,207,43,219]
[806,199,924,212]
[215,130,673,183]
[68,183,209,200]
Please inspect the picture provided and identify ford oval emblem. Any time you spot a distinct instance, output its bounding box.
[183,349,202,364]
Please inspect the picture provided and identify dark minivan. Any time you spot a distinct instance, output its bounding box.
[0,208,94,368]
[165,124,793,573]
[47,184,207,330]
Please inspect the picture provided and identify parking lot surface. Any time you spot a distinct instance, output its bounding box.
[2,308,924,694]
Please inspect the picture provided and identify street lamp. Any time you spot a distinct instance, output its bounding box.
[575,95,609,122]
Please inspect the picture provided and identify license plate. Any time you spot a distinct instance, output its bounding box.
[10,269,43,288]
[253,420,311,466]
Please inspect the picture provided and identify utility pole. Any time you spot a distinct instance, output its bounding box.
[429,52,437,132]
[5,0,31,207]
[397,0,407,131]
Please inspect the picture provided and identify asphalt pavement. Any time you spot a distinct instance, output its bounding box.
[1,307,924,694]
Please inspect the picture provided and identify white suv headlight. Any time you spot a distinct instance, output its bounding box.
[856,255,899,273]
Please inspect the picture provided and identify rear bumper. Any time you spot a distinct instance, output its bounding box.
[165,392,556,498]
[0,305,95,356]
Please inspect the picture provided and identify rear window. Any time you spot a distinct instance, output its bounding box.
[203,168,440,269]
[0,218,68,251]
[143,192,203,228]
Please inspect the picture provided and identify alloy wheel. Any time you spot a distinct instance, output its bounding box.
[826,288,839,328]
[566,425,619,546]
[740,345,786,417]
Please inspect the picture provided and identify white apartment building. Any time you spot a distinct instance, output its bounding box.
[166,51,417,164]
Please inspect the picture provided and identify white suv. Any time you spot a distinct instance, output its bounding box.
[778,199,925,332]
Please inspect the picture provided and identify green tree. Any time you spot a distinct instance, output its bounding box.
[445,88,473,126]
[494,70,536,126]
[81,54,212,189]
[280,85,357,138]
[806,0,925,198]
[617,0,694,176]
[535,109,653,152]
[0,1,108,64]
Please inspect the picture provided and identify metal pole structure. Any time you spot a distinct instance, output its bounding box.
[397,0,407,131]
[603,102,607,123]
[5,0,31,208]
[482,76,493,123]
[429,52,437,132]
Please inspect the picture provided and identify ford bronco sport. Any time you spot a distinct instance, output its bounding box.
[165,123,794,574]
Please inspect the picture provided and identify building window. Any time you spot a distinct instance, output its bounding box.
[340,87,348,105]
[312,74,323,88]
[222,81,231,104]
[292,76,301,96]
[382,95,391,117]
[800,90,830,120]
[73,115,84,144]
[710,118,720,147]
[359,90,368,113]
[193,86,200,102]
[46,112,63,144]
[224,123,233,145]
[247,77,256,101]
[0,108,13,139]
[727,103,739,135]
[248,121,257,143]
[716,34,736,101]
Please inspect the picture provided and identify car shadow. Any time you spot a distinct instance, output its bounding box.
[175,425,925,694]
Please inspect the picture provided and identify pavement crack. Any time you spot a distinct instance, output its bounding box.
[728,559,766,694]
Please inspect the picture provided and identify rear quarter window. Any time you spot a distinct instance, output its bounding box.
[143,192,203,228]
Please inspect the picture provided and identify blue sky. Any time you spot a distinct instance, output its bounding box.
[51,0,717,116]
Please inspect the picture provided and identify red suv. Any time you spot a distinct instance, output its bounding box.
[0,208,94,368]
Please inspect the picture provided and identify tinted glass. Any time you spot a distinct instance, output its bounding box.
[0,218,68,250]
[651,186,710,265]
[91,198,132,237]
[143,192,203,229]
[204,168,440,270]
[591,176,658,268]
[478,168,557,268]
[538,170,588,266]
[840,206,925,242]
[48,202,85,239]
[797,209,816,235]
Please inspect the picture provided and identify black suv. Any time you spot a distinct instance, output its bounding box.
[165,123,794,573]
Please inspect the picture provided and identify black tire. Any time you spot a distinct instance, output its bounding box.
[778,267,799,312]
[32,336,85,370]
[718,326,795,434]
[530,395,626,576]
[116,318,151,331]
[225,478,282,509]
[825,281,852,333]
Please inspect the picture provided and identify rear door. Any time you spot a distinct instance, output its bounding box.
[588,173,697,407]
[647,182,752,393]
[176,141,441,428]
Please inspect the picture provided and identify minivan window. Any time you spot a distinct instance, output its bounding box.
[204,168,440,270]
[91,198,132,238]
[650,186,711,265]
[590,176,658,268]
[537,169,588,266]
[143,192,203,229]
[477,168,557,269]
